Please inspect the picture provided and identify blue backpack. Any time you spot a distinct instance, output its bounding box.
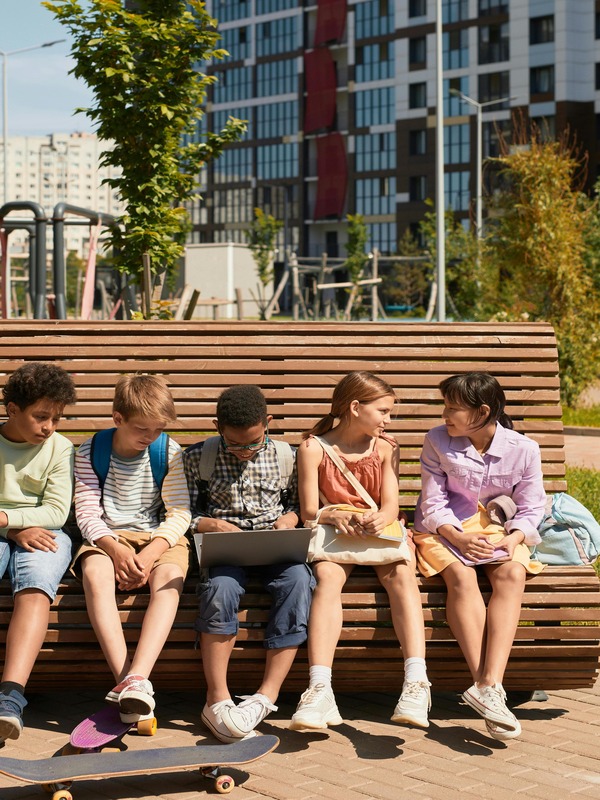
[90,428,169,499]
[531,493,600,566]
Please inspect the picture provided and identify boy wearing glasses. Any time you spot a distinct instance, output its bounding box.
[183,385,314,742]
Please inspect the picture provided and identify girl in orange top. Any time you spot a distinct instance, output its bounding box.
[289,371,430,731]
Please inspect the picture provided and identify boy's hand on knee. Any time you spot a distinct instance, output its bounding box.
[8,527,58,552]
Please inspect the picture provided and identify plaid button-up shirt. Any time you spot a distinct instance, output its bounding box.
[183,439,299,531]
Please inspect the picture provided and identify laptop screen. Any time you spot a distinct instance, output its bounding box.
[194,528,313,568]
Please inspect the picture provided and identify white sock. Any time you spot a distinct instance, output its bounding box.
[309,665,332,688]
[404,657,428,684]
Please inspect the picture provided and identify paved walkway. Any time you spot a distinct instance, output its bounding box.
[0,684,599,799]
[564,429,600,471]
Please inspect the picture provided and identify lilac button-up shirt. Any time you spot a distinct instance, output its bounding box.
[414,423,546,546]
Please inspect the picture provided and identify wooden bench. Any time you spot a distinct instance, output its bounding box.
[0,319,598,693]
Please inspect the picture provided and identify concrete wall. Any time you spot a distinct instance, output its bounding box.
[183,242,272,319]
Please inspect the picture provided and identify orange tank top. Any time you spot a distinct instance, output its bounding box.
[308,433,397,508]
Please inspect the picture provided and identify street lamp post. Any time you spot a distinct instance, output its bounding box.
[1,40,65,204]
[449,88,516,241]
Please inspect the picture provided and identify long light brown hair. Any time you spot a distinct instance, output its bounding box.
[303,371,396,439]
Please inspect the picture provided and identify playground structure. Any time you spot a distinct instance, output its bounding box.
[0,201,120,320]
[0,201,436,321]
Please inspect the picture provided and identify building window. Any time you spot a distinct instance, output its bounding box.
[355,132,396,172]
[221,26,250,61]
[367,222,397,255]
[478,0,508,14]
[531,115,556,141]
[356,177,396,215]
[409,82,427,109]
[356,42,394,82]
[596,12,600,39]
[257,142,297,179]
[409,129,427,156]
[257,100,298,139]
[596,64,600,92]
[530,65,554,96]
[478,71,510,106]
[409,175,427,202]
[355,87,394,127]
[445,76,469,116]
[355,0,394,39]
[409,0,427,17]
[482,118,510,158]
[257,16,299,57]
[443,0,468,23]
[444,29,468,70]
[479,23,509,64]
[445,171,470,211]
[409,36,427,69]
[256,58,296,97]
[213,66,253,103]
[215,0,250,24]
[213,106,253,140]
[530,15,554,45]
[257,0,297,13]
[445,124,470,165]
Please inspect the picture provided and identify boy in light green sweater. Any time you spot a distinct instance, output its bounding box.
[0,362,77,743]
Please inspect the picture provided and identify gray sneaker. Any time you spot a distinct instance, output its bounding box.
[0,689,27,742]
[289,684,343,731]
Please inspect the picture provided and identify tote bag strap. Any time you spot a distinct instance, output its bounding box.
[313,435,378,511]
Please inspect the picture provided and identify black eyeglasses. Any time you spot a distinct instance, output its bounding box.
[220,428,269,453]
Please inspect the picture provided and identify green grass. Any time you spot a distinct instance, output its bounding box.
[562,405,600,428]
[565,466,600,525]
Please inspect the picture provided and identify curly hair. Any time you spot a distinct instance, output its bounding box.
[3,362,77,410]
[216,385,268,428]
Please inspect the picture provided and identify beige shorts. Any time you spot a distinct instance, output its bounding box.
[70,528,190,580]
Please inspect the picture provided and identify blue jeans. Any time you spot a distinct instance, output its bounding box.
[195,563,315,649]
[0,530,72,601]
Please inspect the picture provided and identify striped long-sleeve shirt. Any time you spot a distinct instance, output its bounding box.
[75,436,191,547]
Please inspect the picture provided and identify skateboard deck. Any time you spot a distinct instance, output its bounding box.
[70,706,139,750]
[0,734,279,797]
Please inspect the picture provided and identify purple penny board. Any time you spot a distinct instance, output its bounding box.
[71,706,134,750]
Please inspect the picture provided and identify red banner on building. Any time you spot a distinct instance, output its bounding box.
[315,0,347,46]
[314,133,347,219]
[304,49,337,134]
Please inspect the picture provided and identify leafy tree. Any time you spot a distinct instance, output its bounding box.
[245,208,283,288]
[419,202,480,320]
[345,213,369,284]
[244,207,283,319]
[483,122,600,405]
[381,229,428,316]
[44,0,246,294]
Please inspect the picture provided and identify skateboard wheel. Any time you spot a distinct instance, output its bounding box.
[61,743,82,756]
[215,774,235,794]
[136,717,158,736]
[52,791,73,800]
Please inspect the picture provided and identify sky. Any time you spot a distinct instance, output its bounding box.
[1,0,95,137]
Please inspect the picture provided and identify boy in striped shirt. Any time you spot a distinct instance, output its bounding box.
[72,374,191,722]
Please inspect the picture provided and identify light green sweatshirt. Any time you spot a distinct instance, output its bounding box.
[0,429,74,536]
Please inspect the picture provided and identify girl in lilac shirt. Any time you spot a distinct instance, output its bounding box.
[413,372,546,742]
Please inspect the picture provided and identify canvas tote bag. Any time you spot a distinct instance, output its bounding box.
[307,436,412,565]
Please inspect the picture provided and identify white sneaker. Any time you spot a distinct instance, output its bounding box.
[462,683,519,733]
[391,681,431,728]
[289,684,343,731]
[485,717,522,741]
[220,693,277,737]
[201,700,258,744]
[117,675,155,717]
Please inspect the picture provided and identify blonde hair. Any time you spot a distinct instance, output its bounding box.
[113,374,177,424]
[303,371,395,439]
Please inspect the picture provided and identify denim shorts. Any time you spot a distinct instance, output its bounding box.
[0,530,72,601]
[195,562,315,649]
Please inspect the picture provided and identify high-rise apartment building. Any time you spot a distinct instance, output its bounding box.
[190,0,598,258]
[1,132,122,257]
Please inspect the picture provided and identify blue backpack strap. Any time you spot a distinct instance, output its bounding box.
[149,432,169,491]
[89,428,116,489]
[90,428,168,494]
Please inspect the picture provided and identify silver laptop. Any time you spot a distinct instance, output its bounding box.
[194,528,313,568]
